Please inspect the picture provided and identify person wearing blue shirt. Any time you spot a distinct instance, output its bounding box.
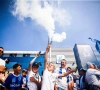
[3,63,23,90]
[21,69,28,90]
[79,68,86,90]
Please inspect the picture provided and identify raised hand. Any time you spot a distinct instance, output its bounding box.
[36,53,39,57]
[71,67,77,73]
[46,45,50,53]
[30,76,36,82]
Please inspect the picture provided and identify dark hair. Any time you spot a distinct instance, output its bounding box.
[80,68,86,73]
[0,47,4,49]
[32,62,42,67]
[13,63,22,69]
[0,47,4,54]
[67,67,71,70]
[22,69,27,73]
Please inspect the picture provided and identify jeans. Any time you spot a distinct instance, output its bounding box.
[57,87,65,90]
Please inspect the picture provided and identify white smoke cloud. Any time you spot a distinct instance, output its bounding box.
[52,32,66,42]
[12,0,71,42]
[53,8,71,26]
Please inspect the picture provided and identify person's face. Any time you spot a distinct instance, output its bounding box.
[14,66,21,73]
[79,71,84,76]
[89,64,95,69]
[22,72,27,77]
[0,48,3,56]
[32,66,38,73]
[61,60,66,68]
[47,63,55,72]
[67,68,71,71]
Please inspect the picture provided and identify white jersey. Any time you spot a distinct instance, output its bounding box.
[41,69,58,90]
[67,74,73,84]
[27,70,41,90]
[0,58,5,66]
[54,67,68,89]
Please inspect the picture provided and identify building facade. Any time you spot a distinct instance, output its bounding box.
[2,51,45,75]
[2,44,100,75]
[49,47,77,68]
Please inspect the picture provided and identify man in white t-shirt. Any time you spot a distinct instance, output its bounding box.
[27,53,41,90]
[0,47,10,66]
[54,59,68,90]
[0,47,6,88]
[0,58,9,66]
[41,45,77,90]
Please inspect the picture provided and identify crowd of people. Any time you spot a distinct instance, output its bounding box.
[0,45,100,90]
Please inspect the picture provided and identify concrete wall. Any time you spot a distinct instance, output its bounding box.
[3,46,100,75]
[49,47,77,68]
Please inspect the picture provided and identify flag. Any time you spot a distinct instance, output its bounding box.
[95,40,100,53]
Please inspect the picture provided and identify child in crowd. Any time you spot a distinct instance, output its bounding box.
[41,45,77,90]
[67,67,74,90]
[21,69,28,90]
[27,53,41,90]
[3,63,23,90]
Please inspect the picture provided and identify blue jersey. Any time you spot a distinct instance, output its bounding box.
[3,74,23,90]
[22,76,28,85]
[22,76,28,90]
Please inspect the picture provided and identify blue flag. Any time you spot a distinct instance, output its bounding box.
[95,40,100,53]
[88,37,100,53]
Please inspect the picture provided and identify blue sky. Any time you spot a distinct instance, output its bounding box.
[0,0,100,51]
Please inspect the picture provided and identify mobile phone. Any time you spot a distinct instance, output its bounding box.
[39,51,41,56]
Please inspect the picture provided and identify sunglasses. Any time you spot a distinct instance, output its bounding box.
[0,71,5,74]
[0,50,3,53]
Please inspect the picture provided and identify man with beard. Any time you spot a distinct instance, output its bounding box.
[54,59,69,90]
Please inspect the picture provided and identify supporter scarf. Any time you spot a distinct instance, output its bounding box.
[59,67,71,83]
[59,67,68,80]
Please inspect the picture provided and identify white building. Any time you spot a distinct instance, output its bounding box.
[3,45,100,74]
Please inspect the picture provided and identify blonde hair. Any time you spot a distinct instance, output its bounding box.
[49,62,55,67]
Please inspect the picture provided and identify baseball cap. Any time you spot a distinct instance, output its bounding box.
[32,62,39,67]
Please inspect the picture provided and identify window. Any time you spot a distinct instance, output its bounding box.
[56,55,65,63]
[23,54,30,57]
[9,54,17,57]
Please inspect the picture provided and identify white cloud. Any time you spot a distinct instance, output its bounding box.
[12,0,71,42]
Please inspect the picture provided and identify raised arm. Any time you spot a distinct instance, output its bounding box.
[44,45,50,70]
[58,68,77,78]
[28,53,39,71]
[93,69,100,76]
